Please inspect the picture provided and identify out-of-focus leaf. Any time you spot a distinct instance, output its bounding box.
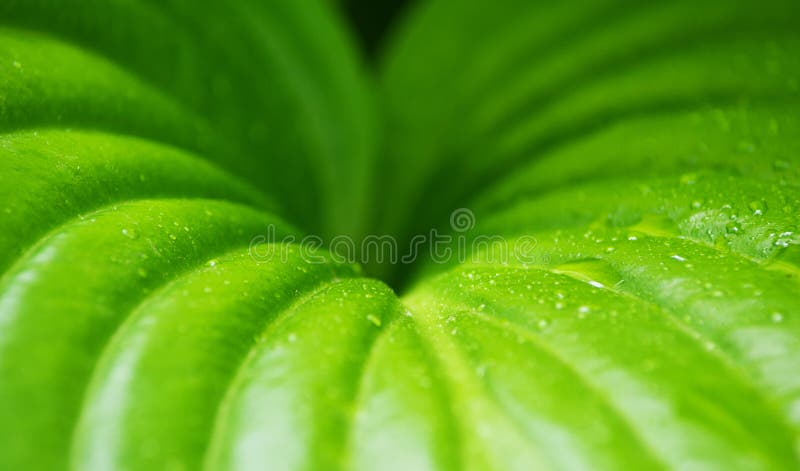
[0,0,376,237]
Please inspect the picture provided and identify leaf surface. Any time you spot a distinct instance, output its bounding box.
[0,0,799,470]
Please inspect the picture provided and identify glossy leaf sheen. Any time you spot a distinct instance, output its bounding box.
[0,0,799,470]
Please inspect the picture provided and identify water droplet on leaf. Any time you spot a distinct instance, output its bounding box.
[121,228,138,240]
[748,200,767,216]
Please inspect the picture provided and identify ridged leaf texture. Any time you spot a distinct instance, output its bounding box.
[0,0,798,470]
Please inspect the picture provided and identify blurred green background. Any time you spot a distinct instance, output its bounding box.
[341,0,411,57]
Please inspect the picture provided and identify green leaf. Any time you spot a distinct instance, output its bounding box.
[1,0,799,470]
[377,0,800,255]
[0,0,377,238]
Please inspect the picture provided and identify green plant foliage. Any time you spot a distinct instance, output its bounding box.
[0,0,376,238]
[0,0,798,470]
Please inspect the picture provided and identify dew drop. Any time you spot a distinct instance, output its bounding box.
[537,319,550,329]
[748,200,767,216]
[121,228,138,240]
[367,314,382,327]
[606,207,642,228]
[774,231,796,248]
[772,312,784,323]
